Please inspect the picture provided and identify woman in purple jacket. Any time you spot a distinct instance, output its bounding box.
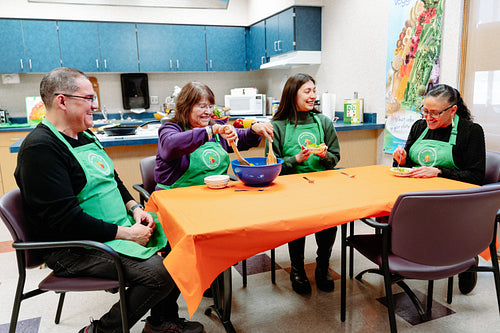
[155,82,273,189]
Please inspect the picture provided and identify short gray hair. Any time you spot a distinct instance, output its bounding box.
[40,67,88,109]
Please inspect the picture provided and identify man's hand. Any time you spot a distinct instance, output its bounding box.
[116,223,152,246]
[133,208,155,230]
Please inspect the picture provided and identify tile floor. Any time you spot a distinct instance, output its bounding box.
[1,220,500,333]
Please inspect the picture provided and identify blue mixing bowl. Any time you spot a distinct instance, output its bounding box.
[231,157,284,187]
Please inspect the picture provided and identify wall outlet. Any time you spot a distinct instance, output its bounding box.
[150,96,159,105]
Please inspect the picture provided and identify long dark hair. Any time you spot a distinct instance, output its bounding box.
[425,84,472,121]
[272,73,320,127]
[170,82,215,129]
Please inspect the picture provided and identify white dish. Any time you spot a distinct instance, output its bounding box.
[204,175,229,189]
[390,167,412,177]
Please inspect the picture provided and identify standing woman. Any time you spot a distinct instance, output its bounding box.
[155,82,273,189]
[269,73,341,294]
[393,83,485,294]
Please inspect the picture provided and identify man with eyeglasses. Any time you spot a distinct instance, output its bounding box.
[392,83,486,296]
[15,68,203,333]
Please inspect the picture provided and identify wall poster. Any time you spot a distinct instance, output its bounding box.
[383,0,444,153]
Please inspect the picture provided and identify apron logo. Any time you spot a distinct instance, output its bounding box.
[417,147,437,166]
[88,153,111,174]
[298,132,317,146]
[202,149,221,170]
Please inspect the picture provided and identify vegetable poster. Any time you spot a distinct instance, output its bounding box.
[383,0,444,153]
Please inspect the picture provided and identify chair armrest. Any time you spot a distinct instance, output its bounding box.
[360,217,390,230]
[13,240,126,286]
[132,184,151,202]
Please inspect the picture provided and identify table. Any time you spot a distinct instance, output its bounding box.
[145,165,476,328]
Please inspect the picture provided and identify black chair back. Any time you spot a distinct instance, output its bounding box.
[0,188,45,268]
[140,155,157,195]
[388,185,500,266]
[485,150,500,184]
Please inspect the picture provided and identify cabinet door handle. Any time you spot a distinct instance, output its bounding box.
[277,40,281,51]
[96,59,99,69]
[209,59,212,70]
[20,59,24,70]
[261,56,265,65]
[176,60,179,69]
[274,41,277,52]
[104,59,107,70]
[170,59,173,70]
[29,59,32,70]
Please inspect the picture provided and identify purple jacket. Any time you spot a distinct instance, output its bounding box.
[155,120,261,187]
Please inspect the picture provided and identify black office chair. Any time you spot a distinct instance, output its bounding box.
[133,155,157,205]
[0,188,129,333]
[341,185,500,333]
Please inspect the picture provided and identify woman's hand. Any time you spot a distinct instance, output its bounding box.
[251,122,274,142]
[409,166,442,178]
[213,124,238,142]
[393,145,407,165]
[296,145,311,163]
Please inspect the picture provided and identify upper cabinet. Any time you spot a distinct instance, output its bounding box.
[99,23,139,72]
[266,7,321,59]
[246,21,266,71]
[206,26,246,71]
[0,20,25,73]
[59,21,101,72]
[265,8,294,58]
[0,20,60,73]
[137,24,206,72]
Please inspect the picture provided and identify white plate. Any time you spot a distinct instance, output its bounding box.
[204,175,230,184]
[390,167,412,177]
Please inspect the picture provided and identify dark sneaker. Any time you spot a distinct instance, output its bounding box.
[142,317,203,333]
[79,319,99,333]
[458,256,479,294]
[315,266,335,292]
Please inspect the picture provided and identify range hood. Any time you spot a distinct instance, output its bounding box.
[260,51,321,69]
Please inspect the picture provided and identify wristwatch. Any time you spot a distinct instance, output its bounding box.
[128,203,144,215]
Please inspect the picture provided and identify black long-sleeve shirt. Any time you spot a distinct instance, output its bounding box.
[14,123,133,242]
[393,118,485,185]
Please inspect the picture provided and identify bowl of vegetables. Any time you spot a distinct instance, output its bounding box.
[231,157,283,187]
[390,167,413,177]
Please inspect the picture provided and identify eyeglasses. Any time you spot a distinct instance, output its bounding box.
[55,93,98,105]
[195,103,215,111]
[420,104,455,119]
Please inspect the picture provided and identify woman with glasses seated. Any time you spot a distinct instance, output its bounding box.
[392,83,485,186]
[155,82,273,190]
[393,83,486,295]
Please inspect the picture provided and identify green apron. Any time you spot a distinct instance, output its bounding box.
[157,134,230,189]
[283,112,326,174]
[408,114,459,169]
[42,118,167,259]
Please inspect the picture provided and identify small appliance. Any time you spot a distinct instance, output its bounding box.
[0,109,10,124]
[224,94,266,116]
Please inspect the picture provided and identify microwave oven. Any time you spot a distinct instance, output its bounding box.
[224,94,266,116]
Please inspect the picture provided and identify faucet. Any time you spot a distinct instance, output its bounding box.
[101,105,109,121]
[118,109,124,121]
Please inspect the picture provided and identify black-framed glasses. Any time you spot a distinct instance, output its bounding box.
[420,104,454,119]
[55,93,97,105]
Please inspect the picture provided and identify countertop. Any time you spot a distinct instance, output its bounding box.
[8,113,384,153]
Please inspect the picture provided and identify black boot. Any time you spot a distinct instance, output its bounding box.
[288,237,311,295]
[315,227,337,292]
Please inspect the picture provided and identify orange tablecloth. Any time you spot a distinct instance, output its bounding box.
[145,165,477,315]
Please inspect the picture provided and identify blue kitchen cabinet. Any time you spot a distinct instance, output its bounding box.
[137,24,175,72]
[246,20,266,71]
[206,26,246,71]
[58,21,101,72]
[137,24,205,72]
[0,20,25,73]
[265,8,293,58]
[98,22,139,72]
[170,25,206,72]
[22,20,61,72]
[265,6,321,58]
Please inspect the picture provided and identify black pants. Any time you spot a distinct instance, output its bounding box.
[46,247,180,333]
[288,226,337,271]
